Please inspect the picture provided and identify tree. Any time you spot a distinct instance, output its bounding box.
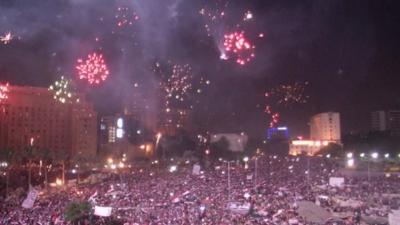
[39,148,51,189]
[0,148,15,197]
[64,201,91,225]
[72,153,88,184]
[23,146,35,188]
[53,150,69,186]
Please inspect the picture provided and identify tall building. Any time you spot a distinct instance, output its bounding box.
[310,112,341,142]
[371,110,400,136]
[267,126,289,140]
[289,112,341,156]
[0,85,97,157]
[158,108,189,135]
[371,111,387,131]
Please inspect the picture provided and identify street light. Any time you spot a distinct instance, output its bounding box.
[384,153,389,159]
[243,157,249,162]
[346,152,353,159]
[360,153,365,158]
[371,152,379,159]
[347,158,355,167]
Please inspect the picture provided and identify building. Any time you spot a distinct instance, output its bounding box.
[99,114,154,158]
[371,111,387,131]
[289,140,330,156]
[0,85,97,157]
[289,112,341,156]
[371,110,400,136]
[310,112,341,142]
[158,108,189,135]
[267,126,289,140]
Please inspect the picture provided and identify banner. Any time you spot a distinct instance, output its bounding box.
[227,202,251,214]
[192,164,201,175]
[94,206,112,217]
[329,177,344,187]
[22,189,39,209]
[389,210,400,225]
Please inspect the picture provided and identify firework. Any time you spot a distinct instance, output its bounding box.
[199,0,229,36]
[271,82,309,105]
[115,6,139,28]
[264,82,309,128]
[0,32,13,44]
[264,93,280,128]
[0,83,9,103]
[223,31,255,65]
[76,53,110,85]
[243,11,253,21]
[49,76,79,104]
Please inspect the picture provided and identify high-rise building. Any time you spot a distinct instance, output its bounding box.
[289,112,341,156]
[267,126,289,140]
[388,110,400,136]
[371,110,400,136]
[371,111,387,131]
[0,85,97,157]
[310,112,341,142]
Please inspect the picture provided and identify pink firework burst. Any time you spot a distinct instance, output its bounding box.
[0,83,10,103]
[223,31,255,65]
[76,53,110,85]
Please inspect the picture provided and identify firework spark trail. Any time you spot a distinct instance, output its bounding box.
[199,0,229,37]
[0,83,9,103]
[49,76,79,104]
[0,32,13,44]
[155,62,210,114]
[271,82,309,105]
[76,53,110,85]
[264,82,309,128]
[115,6,140,28]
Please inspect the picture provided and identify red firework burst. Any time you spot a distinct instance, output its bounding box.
[76,53,110,85]
[223,31,255,65]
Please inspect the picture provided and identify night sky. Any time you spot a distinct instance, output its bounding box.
[0,0,400,139]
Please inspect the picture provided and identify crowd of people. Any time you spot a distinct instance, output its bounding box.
[0,154,399,224]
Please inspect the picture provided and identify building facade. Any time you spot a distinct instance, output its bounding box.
[371,110,387,131]
[289,112,341,156]
[370,110,400,136]
[310,112,341,142]
[0,85,97,157]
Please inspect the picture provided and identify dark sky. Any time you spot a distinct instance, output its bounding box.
[0,0,400,139]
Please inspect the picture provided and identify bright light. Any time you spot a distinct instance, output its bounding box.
[116,128,124,138]
[243,156,249,162]
[118,162,125,168]
[117,118,123,128]
[56,178,63,186]
[169,165,177,173]
[71,169,77,174]
[347,158,355,167]
[277,127,287,131]
[107,158,113,164]
[326,154,331,159]
[346,152,353,159]
[371,152,379,159]
[0,162,7,167]
[140,145,145,150]
[384,153,389,158]
[360,153,365,158]
[244,193,251,199]
[110,164,117,170]
[136,130,142,135]
[205,149,210,155]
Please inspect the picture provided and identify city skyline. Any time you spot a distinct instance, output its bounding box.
[1,0,400,138]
